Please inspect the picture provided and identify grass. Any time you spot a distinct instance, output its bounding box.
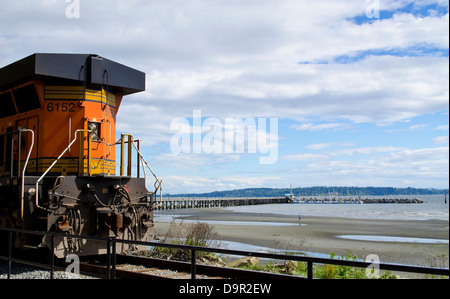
[239,251,398,279]
[146,220,224,261]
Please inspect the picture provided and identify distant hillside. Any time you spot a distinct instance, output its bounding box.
[167,186,449,197]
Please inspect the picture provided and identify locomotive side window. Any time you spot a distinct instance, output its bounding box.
[0,92,17,118]
[13,84,41,113]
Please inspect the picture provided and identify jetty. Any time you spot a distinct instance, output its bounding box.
[286,197,424,204]
[153,196,423,211]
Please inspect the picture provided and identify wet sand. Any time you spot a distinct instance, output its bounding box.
[154,207,449,268]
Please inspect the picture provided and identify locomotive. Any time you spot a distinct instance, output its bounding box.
[0,53,162,258]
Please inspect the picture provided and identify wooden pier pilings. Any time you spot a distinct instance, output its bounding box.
[154,197,289,211]
[153,196,424,211]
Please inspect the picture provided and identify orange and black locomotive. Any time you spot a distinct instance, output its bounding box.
[0,53,161,257]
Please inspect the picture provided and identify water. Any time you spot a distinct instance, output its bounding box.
[337,235,449,244]
[217,240,332,259]
[222,195,449,221]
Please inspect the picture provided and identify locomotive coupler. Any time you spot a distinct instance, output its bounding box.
[105,211,132,236]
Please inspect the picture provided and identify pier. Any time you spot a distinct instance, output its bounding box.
[154,197,288,210]
[153,196,423,210]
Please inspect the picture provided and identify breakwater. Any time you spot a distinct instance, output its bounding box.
[288,197,424,204]
[154,196,423,210]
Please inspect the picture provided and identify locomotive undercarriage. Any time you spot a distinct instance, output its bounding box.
[2,175,156,258]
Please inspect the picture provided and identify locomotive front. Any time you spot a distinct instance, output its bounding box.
[0,54,161,257]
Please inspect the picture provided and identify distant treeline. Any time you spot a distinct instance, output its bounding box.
[167,186,449,198]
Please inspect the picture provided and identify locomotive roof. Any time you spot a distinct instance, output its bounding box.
[0,53,145,95]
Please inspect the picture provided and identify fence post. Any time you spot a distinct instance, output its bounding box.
[50,234,55,279]
[111,240,117,279]
[106,238,111,279]
[191,249,196,279]
[307,261,313,279]
[7,231,12,279]
[105,238,117,279]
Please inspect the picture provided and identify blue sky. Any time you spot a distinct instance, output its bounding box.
[1,0,448,193]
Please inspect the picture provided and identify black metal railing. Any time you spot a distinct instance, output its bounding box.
[1,227,448,279]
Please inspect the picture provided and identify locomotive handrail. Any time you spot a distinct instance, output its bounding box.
[118,133,163,209]
[120,134,133,176]
[19,128,35,220]
[0,129,28,179]
[34,129,91,212]
[0,128,35,220]
[128,134,163,209]
[78,129,92,176]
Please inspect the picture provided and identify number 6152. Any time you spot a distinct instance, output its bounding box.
[46,102,76,112]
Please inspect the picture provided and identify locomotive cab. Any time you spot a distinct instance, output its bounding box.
[0,54,161,257]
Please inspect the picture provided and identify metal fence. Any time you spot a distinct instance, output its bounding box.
[1,227,448,279]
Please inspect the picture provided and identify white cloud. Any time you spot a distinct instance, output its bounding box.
[304,143,336,151]
[142,55,448,126]
[291,123,353,132]
[303,142,355,151]
[433,136,449,144]
[289,146,449,187]
[163,175,283,194]
[1,2,448,126]
[435,125,449,131]
[281,153,329,161]
[155,153,242,172]
[331,146,407,156]
[283,145,406,160]
[409,124,430,130]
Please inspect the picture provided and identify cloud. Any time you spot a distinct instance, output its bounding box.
[163,175,283,194]
[435,125,449,131]
[283,145,406,159]
[144,55,448,127]
[409,124,430,130]
[279,145,448,188]
[155,153,242,172]
[304,142,355,151]
[281,153,329,161]
[433,136,449,144]
[331,146,407,156]
[291,123,353,132]
[382,147,449,177]
[1,3,448,125]
[290,146,449,187]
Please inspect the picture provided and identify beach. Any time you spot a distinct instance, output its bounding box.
[154,207,449,269]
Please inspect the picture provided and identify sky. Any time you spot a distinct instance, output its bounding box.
[1,0,448,194]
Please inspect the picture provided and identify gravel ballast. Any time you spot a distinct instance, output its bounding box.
[0,260,94,279]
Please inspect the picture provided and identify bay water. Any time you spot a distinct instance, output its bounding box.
[222,194,448,221]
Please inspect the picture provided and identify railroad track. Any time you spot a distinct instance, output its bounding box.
[3,248,302,279]
[78,254,303,279]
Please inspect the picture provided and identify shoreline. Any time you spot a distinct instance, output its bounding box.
[154,208,449,269]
